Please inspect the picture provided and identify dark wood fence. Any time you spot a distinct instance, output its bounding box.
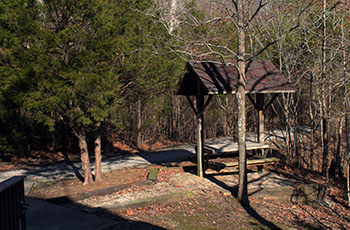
[0,176,27,230]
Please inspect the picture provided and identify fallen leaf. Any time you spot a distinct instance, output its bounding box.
[125,209,133,215]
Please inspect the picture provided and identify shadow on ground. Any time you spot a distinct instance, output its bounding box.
[63,150,84,183]
[26,196,165,230]
[138,149,195,165]
[205,172,283,230]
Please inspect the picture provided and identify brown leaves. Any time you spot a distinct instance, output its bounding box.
[26,159,350,230]
[125,208,134,216]
[250,195,350,230]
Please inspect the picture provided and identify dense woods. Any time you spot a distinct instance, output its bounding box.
[1,0,350,193]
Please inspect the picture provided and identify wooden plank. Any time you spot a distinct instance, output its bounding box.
[205,158,278,170]
[205,142,270,153]
[195,95,213,119]
[205,168,239,175]
[263,94,279,113]
[247,94,258,110]
[186,95,197,115]
[203,147,215,155]
[223,158,280,167]
[204,158,279,174]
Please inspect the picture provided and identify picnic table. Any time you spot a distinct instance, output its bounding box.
[193,137,279,174]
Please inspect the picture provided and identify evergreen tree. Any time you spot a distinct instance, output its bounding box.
[0,0,40,154]
[23,0,162,184]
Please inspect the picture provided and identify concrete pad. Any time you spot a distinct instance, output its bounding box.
[26,197,118,230]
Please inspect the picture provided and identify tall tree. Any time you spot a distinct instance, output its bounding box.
[24,0,161,184]
[0,0,40,154]
[236,0,249,206]
[320,0,329,177]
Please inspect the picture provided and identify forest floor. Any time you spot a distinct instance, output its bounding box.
[26,163,350,230]
[2,141,350,229]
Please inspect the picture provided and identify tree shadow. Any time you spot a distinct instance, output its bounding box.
[26,196,166,230]
[138,149,195,165]
[328,194,350,210]
[241,204,282,230]
[206,174,283,230]
[63,150,84,183]
[293,205,335,230]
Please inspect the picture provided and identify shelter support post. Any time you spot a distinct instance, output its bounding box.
[257,94,264,143]
[196,95,205,177]
[186,95,212,177]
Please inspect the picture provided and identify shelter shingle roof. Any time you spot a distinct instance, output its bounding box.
[177,60,296,95]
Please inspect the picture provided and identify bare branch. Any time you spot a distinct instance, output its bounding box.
[200,16,232,25]
[190,42,238,56]
[248,0,268,24]
[174,49,227,61]
[248,1,312,61]
[231,0,237,11]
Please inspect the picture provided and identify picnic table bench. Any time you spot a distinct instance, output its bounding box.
[205,157,280,174]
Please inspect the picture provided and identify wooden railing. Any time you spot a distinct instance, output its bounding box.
[0,176,27,230]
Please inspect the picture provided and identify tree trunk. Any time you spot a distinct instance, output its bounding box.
[309,72,315,171]
[224,97,230,137]
[282,94,292,165]
[346,115,350,204]
[321,0,329,178]
[173,95,180,140]
[321,118,329,177]
[347,162,350,205]
[341,16,350,204]
[95,121,102,183]
[310,121,315,171]
[74,127,93,185]
[335,118,343,178]
[236,0,249,206]
[137,96,142,148]
[169,0,178,32]
[294,127,300,168]
[286,124,291,164]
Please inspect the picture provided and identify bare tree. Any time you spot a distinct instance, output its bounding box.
[320,0,330,177]
[235,0,249,206]
[160,0,308,205]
